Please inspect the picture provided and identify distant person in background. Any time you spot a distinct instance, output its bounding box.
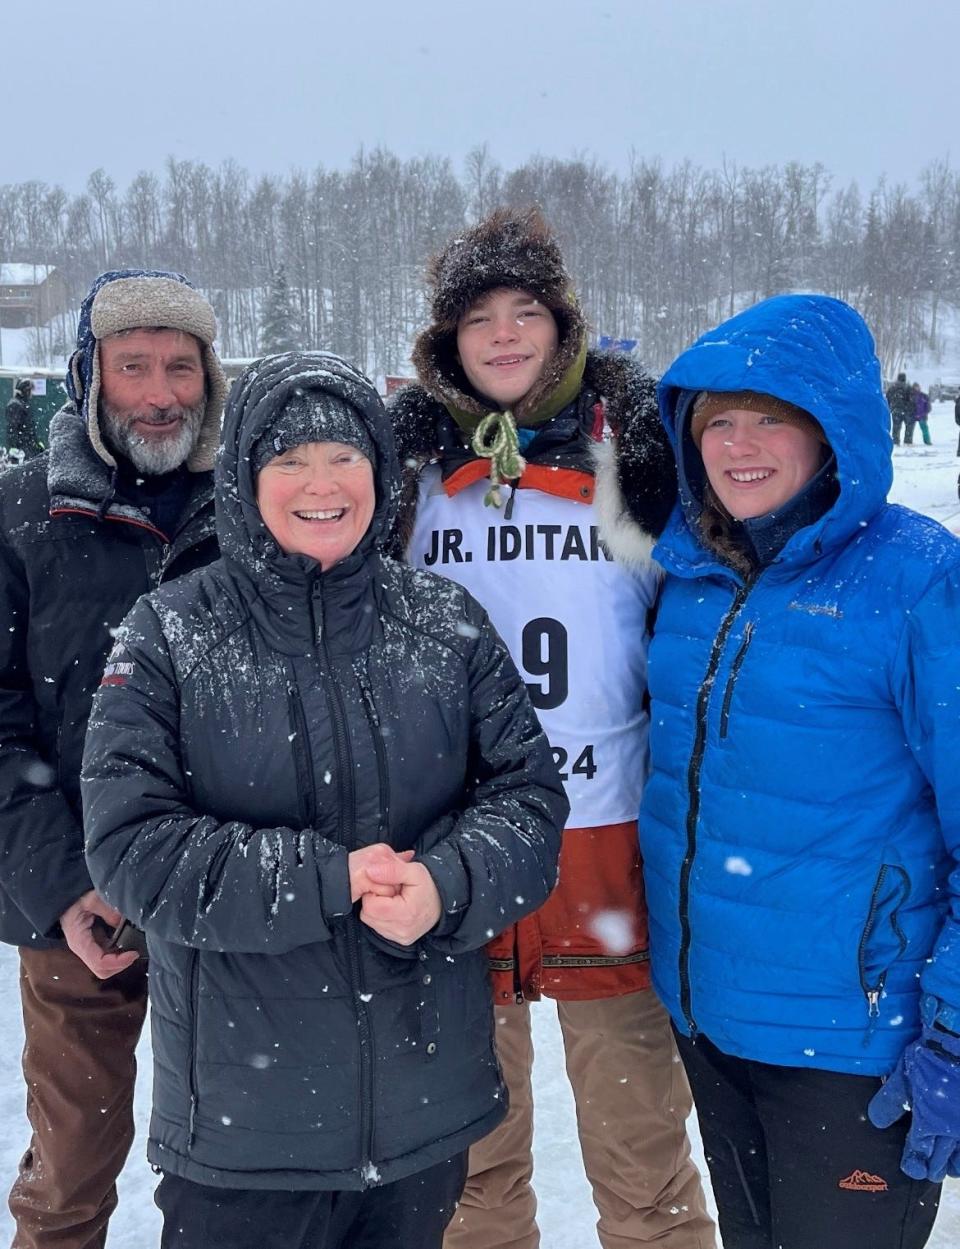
[4,379,43,461]
[954,390,960,456]
[912,382,932,446]
[886,371,914,445]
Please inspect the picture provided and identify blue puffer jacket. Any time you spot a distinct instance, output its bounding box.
[641,294,960,1076]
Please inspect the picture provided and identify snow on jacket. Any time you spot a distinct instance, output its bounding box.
[0,406,217,948]
[389,350,672,1002]
[82,351,567,1190]
[641,294,960,1075]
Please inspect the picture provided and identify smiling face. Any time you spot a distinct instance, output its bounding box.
[699,407,825,519]
[255,441,376,568]
[456,287,559,408]
[98,328,206,474]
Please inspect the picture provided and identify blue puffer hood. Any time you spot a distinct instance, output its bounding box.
[655,294,892,577]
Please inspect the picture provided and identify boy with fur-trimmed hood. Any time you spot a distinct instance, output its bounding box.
[389,208,713,1249]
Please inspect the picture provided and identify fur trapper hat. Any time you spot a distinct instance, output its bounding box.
[411,207,587,424]
[66,269,227,472]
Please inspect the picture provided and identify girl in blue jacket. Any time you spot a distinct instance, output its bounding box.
[642,293,960,1249]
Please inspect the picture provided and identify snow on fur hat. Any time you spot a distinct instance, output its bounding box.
[423,206,578,326]
[66,269,227,472]
[689,390,828,450]
[251,390,375,475]
[411,207,587,423]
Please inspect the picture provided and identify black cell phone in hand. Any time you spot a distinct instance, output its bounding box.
[104,918,148,959]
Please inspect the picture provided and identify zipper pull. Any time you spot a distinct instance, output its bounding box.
[311,583,324,645]
[504,482,518,521]
[867,989,880,1018]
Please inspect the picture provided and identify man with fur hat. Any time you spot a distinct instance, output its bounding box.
[0,268,225,1249]
[389,208,714,1249]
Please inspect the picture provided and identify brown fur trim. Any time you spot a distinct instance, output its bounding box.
[426,207,572,326]
[410,305,586,425]
[412,206,588,424]
[383,383,441,559]
[583,352,676,544]
[387,351,678,566]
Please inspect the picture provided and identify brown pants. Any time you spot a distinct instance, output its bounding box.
[445,991,715,1249]
[8,946,148,1249]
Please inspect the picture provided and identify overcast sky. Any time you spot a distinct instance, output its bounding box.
[4,0,956,195]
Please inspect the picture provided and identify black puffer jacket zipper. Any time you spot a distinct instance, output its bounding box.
[312,585,376,1179]
[186,949,201,1147]
[285,676,317,832]
[355,660,394,1164]
[356,661,390,845]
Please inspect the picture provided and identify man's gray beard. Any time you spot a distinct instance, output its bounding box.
[99,398,205,475]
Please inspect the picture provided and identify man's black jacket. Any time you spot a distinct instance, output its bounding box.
[0,405,216,947]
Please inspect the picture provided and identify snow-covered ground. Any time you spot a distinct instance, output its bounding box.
[0,326,47,373]
[0,411,958,1247]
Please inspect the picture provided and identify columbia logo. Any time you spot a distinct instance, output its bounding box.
[788,601,843,618]
[838,1169,888,1193]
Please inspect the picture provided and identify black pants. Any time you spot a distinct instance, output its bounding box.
[674,1030,941,1249]
[155,1153,469,1249]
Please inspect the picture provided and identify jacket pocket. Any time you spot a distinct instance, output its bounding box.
[857,864,911,1017]
[719,622,755,740]
[186,949,201,1149]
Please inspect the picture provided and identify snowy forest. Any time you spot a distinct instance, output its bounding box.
[3,147,960,379]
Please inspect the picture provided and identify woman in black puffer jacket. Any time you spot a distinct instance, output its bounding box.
[81,352,566,1249]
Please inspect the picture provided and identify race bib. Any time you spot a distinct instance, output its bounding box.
[409,467,657,827]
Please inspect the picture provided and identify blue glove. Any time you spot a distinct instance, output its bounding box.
[868,1023,960,1182]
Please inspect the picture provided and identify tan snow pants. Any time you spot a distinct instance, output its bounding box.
[8,946,148,1249]
[444,990,715,1249]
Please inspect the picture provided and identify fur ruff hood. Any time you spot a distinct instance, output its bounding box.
[410,207,587,427]
[388,349,676,570]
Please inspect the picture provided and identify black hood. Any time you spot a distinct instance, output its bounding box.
[216,351,398,584]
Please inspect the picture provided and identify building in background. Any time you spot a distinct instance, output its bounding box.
[0,265,68,330]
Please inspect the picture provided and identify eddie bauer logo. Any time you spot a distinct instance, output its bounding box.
[101,640,134,687]
[838,1169,889,1193]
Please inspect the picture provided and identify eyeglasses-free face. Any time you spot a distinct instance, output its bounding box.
[256,441,375,569]
[699,408,825,520]
[456,287,559,408]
